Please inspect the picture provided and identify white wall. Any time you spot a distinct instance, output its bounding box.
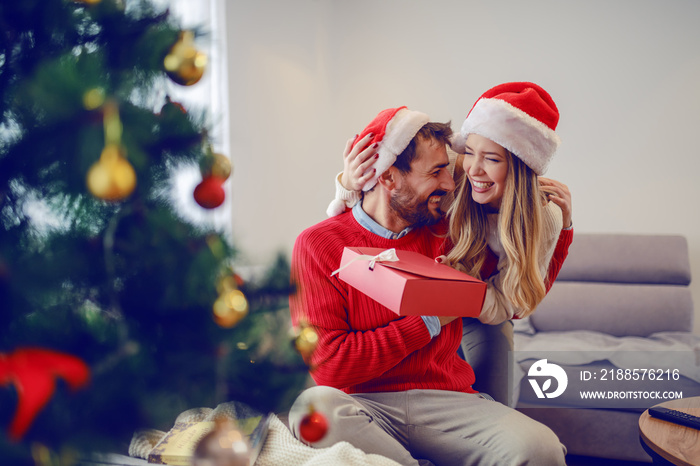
[225,0,700,332]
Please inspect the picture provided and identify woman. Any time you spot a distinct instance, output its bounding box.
[328,82,573,404]
[446,81,573,323]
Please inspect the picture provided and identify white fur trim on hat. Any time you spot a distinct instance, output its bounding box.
[460,98,561,175]
[362,108,430,191]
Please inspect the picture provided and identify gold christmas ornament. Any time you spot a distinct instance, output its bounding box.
[87,100,136,201]
[210,152,232,180]
[294,326,318,360]
[213,289,249,328]
[216,274,244,295]
[101,99,122,145]
[192,420,251,466]
[199,144,232,181]
[164,31,208,86]
[83,88,106,110]
[86,144,136,201]
[217,276,237,295]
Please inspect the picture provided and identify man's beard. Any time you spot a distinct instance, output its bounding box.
[389,184,446,228]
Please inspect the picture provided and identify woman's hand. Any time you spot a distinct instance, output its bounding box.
[340,133,378,191]
[434,255,451,266]
[539,177,572,228]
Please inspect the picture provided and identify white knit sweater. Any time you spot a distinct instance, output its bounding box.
[478,201,563,324]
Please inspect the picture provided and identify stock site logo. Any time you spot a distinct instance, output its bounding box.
[528,359,568,399]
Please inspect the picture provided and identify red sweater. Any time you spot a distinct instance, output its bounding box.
[290,212,573,394]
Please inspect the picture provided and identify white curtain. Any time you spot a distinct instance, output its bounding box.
[152,0,232,233]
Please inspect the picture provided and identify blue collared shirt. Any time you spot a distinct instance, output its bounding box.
[352,203,413,239]
[351,203,441,338]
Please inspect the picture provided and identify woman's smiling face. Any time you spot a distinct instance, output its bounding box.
[461,133,509,211]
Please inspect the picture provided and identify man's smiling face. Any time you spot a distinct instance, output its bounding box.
[390,136,455,227]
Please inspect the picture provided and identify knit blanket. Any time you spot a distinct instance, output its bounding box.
[128,402,401,466]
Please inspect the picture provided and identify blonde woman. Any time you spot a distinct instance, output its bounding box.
[446,92,572,323]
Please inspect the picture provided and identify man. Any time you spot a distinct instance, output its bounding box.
[288,107,567,465]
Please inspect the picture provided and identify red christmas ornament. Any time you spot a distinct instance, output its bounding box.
[159,95,187,117]
[193,176,225,209]
[0,348,90,441]
[299,406,328,443]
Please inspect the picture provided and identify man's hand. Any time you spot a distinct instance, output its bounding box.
[340,133,378,191]
[539,177,572,228]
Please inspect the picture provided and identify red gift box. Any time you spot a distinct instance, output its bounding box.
[334,247,486,317]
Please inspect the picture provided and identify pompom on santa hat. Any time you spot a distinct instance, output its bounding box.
[452,82,561,175]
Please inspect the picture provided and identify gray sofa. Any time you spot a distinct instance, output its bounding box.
[513,233,699,462]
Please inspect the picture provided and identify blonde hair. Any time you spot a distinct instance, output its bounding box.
[446,151,548,317]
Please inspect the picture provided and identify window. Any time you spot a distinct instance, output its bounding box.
[153,0,231,233]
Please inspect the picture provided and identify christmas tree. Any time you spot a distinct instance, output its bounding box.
[0,0,308,463]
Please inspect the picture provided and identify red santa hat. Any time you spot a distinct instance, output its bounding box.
[453,82,561,175]
[355,106,430,191]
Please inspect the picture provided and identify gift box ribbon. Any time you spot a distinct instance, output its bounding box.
[331,248,399,276]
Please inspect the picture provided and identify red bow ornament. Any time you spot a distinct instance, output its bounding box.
[0,348,90,441]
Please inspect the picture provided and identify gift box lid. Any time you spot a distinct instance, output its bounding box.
[336,247,486,317]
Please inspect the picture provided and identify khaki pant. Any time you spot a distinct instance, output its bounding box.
[289,386,566,466]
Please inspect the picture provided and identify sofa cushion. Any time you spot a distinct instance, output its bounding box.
[556,233,691,285]
[513,330,700,413]
[530,282,694,336]
[516,359,700,411]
